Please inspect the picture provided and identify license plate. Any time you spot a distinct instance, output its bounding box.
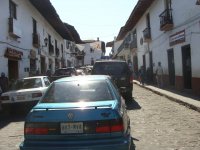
[60,122,83,134]
[17,95,25,100]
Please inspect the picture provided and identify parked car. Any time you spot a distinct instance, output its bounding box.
[76,68,85,75]
[0,76,50,113]
[91,60,133,102]
[19,75,131,150]
[50,67,77,81]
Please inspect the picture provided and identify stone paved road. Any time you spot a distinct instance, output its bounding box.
[0,84,200,150]
[0,115,24,150]
[128,84,200,150]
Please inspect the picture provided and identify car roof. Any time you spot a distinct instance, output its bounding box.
[54,75,110,83]
[95,59,126,63]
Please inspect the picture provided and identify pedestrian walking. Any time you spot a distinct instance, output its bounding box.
[156,62,164,88]
[138,66,145,85]
[0,72,9,95]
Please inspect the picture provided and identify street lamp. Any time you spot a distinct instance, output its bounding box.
[38,37,48,55]
[43,37,48,47]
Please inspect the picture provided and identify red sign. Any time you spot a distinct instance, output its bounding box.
[4,48,23,60]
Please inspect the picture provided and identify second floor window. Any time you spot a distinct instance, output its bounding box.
[55,40,57,48]
[9,0,17,19]
[33,18,37,33]
[146,13,150,28]
[165,0,171,9]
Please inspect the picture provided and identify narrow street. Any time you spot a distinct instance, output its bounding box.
[129,84,200,150]
[0,84,200,150]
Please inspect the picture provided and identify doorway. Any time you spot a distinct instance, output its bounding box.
[8,59,18,81]
[40,56,46,75]
[167,49,175,86]
[149,51,154,83]
[143,54,146,71]
[182,45,192,89]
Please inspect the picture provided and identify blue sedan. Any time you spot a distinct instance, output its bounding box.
[19,75,131,150]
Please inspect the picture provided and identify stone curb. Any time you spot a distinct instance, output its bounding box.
[133,81,200,113]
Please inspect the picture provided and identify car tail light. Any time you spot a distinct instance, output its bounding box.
[25,123,57,135]
[32,92,42,98]
[96,126,110,133]
[96,119,124,133]
[25,127,48,135]
[0,96,9,101]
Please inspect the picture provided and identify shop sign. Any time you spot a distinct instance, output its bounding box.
[169,30,185,46]
[4,48,23,60]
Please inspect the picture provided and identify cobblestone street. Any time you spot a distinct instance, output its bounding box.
[0,84,200,150]
[129,84,200,150]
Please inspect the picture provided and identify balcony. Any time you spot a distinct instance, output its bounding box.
[143,27,151,42]
[49,44,54,55]
[56,47,60,57]
[8,18,22,38]
[124,42,130,50]
[76,51,85,60]
[32,33,40,48]
[130,37,137,50]
[159,9,173,31]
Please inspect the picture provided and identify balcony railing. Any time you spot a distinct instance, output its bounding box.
[117,42,125,54]
[49,44,54,55]
[124,42,130,49]
[143,27,151,42]
[56,47,60,57]
[32,33,40,48]
[159,8,173,31]
[130,36,137,49]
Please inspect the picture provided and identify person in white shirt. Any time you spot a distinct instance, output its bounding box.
[156,62,163,88]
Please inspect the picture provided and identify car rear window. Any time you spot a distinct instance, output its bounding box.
[92,62,130,76]
[11,78,42,90]
[41,80,114,103]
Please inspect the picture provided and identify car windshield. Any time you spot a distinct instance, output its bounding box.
[11,78,43,90]
[41,80,114,103]
[93,62,130,76]
[54,68,72,76]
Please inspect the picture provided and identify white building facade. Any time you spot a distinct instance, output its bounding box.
[114,0,200,95]
[77,41,105,66]
[0,0,75,80]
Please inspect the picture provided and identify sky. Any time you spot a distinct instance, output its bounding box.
[50,0,138,55]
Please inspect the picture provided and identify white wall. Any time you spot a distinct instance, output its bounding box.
[133,0,200,78]
[0,0,66,78]
[78,43,102,65]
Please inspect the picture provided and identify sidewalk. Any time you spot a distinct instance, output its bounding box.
[133,80,200,113]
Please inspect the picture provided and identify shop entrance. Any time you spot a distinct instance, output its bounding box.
[167,49,175,86]
[8,59,18,81]
[40,56,46,75]
[182,45,192,89]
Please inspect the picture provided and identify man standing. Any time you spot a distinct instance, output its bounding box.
[138,66,145,85]
[156,62,163,88]
[0,72,9,95]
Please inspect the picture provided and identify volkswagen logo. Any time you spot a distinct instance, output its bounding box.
[67,112,74,120]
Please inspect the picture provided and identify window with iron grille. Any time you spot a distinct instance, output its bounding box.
[9,0,17,19]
